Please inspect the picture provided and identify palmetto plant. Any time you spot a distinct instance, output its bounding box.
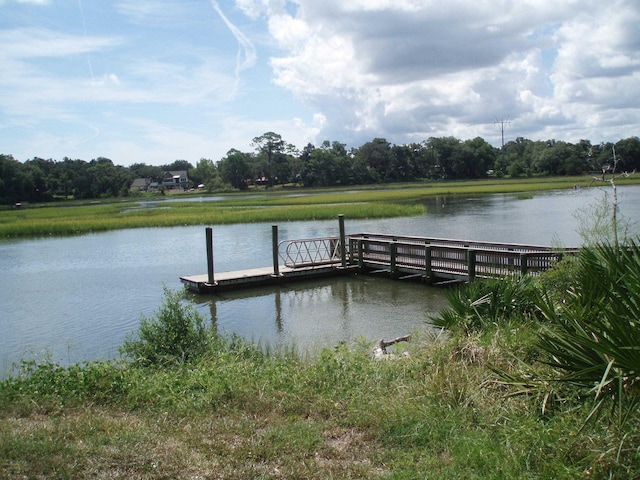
[431,275,541,333]
[535,242,640,429]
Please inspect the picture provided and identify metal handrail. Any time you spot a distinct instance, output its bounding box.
[281,236,342,268]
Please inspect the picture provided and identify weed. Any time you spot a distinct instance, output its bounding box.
[120,287,211,367]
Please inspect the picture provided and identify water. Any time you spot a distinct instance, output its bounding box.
[1,185,638,374]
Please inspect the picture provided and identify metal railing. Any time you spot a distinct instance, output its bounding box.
[281,236,342,268]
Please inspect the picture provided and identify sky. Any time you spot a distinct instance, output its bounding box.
[1,0,639,167]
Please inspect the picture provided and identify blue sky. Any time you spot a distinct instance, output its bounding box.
[1,0,639,166]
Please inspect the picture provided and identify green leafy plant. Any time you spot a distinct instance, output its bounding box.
[119,287,211,367]
[431,275,541,333]
[536,243,640,422]
[497,242,640,472]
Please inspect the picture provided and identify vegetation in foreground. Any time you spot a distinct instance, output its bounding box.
[2,239,639,478]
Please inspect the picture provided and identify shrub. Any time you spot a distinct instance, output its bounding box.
[499,242,640,474]
[431,275,541,333]
[119,287,211,367]
[536,243,640,421]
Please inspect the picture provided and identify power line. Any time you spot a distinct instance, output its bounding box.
[494,118,510,173]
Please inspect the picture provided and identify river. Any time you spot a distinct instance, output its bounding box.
[1,185,638,374]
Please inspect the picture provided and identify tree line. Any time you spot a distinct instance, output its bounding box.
[1,133,639,204]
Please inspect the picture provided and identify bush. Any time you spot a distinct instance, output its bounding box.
[536,243,640,420]
[498,242,640,475]
[120,287,211,367]
[431,275,541,333]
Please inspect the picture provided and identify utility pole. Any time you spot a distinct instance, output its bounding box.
[495,118,510,173]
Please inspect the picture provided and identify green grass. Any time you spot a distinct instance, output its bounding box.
[3,271,637,479]
[1,328,626,478]
[4,176,639,238]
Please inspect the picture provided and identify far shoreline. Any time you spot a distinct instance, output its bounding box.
[1,176,638,239]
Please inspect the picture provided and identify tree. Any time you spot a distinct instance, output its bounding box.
[426,136,462,179]
[252,132,286,187]
[218,149,251,190]
[190,158,217,188]
[614,136,640,172]
[162,160,194,172]
[451,137,496,179]
[129,163,164,180]
[355,138,394,183]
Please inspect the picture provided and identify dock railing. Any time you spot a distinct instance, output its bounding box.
[281,236,342,268]
[347,233,576,281]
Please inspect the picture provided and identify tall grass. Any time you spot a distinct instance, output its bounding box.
[5,176,639,238]
[430,241,640,475]
[0,200,424,238]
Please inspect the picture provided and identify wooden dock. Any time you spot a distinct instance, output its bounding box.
[181,264,356,293]
[180,217,576,294]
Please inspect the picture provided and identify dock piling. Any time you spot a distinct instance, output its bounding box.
[339,214,347,268]
[272,225,280,276]
[206,227,215,284]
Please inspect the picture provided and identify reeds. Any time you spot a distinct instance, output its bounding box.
[4,176,639,238]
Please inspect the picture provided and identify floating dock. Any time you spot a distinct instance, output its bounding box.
[180,264,357,293]
[181,216,576,294]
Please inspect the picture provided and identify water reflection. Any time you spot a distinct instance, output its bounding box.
[192,275,449,355]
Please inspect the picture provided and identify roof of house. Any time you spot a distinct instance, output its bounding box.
[130,178,149,188]
[165,170,188,178]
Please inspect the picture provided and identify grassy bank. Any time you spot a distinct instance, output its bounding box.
[3,176,638,238]
[1,325,634,478]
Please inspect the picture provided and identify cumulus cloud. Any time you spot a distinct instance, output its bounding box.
[258,0,640,146]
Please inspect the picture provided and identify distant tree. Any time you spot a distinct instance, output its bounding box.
[449,137,496,179]
[426,136,462,179]
[615,136,640,172]
[251,132,286,187]
[85,157,133,199]
[218,149,252,190]
[162,160,194,172]
[356,138,394,182]
[129,163,164,180]
[189,158,217,188]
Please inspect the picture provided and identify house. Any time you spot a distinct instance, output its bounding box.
[130,177,151,192]
[162,170,189,190]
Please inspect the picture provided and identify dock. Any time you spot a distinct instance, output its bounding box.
[181,216,576,294]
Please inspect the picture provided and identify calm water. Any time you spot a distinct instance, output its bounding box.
[1,185,638,374]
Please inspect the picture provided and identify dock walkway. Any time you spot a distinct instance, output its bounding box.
[180,218,575,294]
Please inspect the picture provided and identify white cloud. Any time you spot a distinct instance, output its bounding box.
[260,0,640,147]
[1,0,639,167]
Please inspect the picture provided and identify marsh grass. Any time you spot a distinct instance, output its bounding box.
[4,176,638,238]
[0,199,423,238]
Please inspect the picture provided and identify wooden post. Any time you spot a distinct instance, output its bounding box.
[390,242,398,277]
[358,239,364,269]
[206,227,215,284]
[425,245,432,279]
[520,253,529,276]
[338,214,347,268]
[467,249,476,282]
[272,225,280,276]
